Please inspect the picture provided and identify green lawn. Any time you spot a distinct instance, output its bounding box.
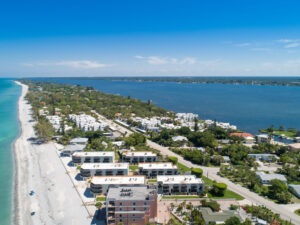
[162,195,201,199]
[129,165,139,171]
[291,195,300,204]
[202,176,214,186]
[295,209,300,216]
[148,179,157,183]
[177,162,191,174]
[273,130,296,138]
[208,190,244,200]
[96,196,106,201]
[169,214,184,225]
[115,150,120,161]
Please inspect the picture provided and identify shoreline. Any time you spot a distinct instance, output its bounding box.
[12,81,24,225]
[12,81,91,225]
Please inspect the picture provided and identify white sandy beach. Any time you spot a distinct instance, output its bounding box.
[14,82,91,225]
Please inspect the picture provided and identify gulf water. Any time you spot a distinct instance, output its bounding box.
[37,78,300,134]
[0,80,21,224]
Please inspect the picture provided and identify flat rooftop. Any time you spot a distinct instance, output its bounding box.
[256,172,287,181]
[63,144,86,151]
[107,186,155,201]
[138,162,177,170]
[70,137,89,143]
[81,163,129,170]
[157,175,203,184]
[122,151,157,157]
[91,176,146,185]
[73,151,114,157]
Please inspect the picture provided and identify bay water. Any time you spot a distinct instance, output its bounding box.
[36,78,300,134]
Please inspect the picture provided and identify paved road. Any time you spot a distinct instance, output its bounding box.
[147,140,300,224]
[98,116,300,224]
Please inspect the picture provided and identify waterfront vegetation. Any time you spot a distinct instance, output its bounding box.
[23,79,169,122]
[259,125,300,138]
[70,76,300,87]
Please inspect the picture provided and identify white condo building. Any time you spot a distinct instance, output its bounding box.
[138,162,178,178]
[157,175,204,194]
[122,151,157,164]
[69,114,108,132]
[90,176,146,196]
[80,163,129,178]
[72,151,115,165]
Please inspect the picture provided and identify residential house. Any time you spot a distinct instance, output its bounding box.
[248,154,279,162]
[256,171,287,184]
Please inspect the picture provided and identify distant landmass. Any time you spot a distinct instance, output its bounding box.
[39,77,300,87]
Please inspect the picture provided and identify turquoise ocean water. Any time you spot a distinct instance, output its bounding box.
[0,80,21,225]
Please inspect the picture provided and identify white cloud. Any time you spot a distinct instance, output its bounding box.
[251,48,271,51]
[56,60,107,68]
[179,57,196,65]
[21,60,109,69]
[277,39,295,43]
[136,56,196,65]
[21,63,34,67]
[235,43,250,47]
[147,56,169,65]
[284,43,300,48]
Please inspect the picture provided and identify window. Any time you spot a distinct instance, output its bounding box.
[144,208,147,210]
[119,203,122,206]
[119,208,122,211]
[132,214,135,217]
[119,219,122,222]
[133,208,136,211]
[144,202,147,205]
[133,202,136,206]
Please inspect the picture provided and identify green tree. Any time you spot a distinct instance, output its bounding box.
[268,179,291,203]
[34,119,53,142]
[211,183,227,197]
[90,139,106,151]
[95,202,102,209]
[191,168,203,178]
[222,144,250,165]
[224,216,241,225]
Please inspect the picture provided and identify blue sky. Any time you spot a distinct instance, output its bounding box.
[1,0,300,77]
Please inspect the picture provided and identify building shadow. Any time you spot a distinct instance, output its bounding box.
[91,208,106,225]
[75,174,83,181]
[84,188,94,198]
